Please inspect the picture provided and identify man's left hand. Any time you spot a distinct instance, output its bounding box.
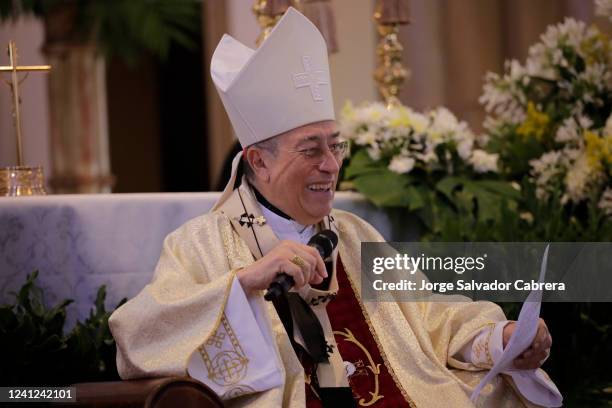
[502,318,552,369]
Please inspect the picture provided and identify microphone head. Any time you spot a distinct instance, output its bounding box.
[308,229,338,258]
[319,229,338,248]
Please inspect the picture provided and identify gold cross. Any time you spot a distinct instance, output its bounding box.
[0,41,51,166]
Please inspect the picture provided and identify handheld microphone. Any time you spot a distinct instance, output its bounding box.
[264,229,338,301]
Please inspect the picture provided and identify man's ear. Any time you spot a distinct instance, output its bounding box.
[246,148,271,183]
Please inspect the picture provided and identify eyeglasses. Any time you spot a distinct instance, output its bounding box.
[285,140,349,165]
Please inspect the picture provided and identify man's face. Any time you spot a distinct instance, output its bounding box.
[255,120,343,225]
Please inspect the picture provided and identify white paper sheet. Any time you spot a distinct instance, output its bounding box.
[470,245,563,407]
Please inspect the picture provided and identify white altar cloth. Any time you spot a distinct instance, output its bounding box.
[0,192,402,325]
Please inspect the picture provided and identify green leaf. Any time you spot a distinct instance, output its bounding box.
[475,180,522,200]
[435,177,465,201]
[43,300,71,335]
[461,181,503,222]
[344,149,385,179]
[352,170,413,207]
[31,334,66,354]
[0,270,130,385]
[1,0,201,63]
[94,286,107,315]
[16,271,38,312]
[434,177,520,225]
[405,185,426,211]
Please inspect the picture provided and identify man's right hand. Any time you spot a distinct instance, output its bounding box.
[236,240,328,293]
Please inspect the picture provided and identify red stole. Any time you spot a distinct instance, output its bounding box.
[304,257,412,407]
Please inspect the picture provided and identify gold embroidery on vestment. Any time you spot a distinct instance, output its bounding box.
[222,384,256,399]
[484,323,496,367]
[342,263,418,408]
[199,314,250,387]
[334,328,383,407]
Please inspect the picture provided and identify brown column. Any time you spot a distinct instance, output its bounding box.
[43,5,113,193]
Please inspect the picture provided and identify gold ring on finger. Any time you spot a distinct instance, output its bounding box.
[290,255,306,268]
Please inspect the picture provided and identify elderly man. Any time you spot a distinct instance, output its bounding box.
[109,8,559,408]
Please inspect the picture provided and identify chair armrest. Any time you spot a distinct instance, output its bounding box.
[62,376,224,408]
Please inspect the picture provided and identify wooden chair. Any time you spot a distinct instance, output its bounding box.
[58,377,224,408]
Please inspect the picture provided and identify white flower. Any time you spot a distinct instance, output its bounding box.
[360,102,390,123]
[563,147,583,162]
[564,154,594,203]
[338,119,356,139]
[526,46,557,80]
[367,145,381,161]
[555,146,607,205]
[540,18,586,50]
[509,59,526,79]
[595,0,612,22]
[430,107,462,136]
[469,150,499,173]
[577,115,593,130]
[555,117,581,143]
[407,110,429,134]
[414,150,438,164]
[457,137,474,161]
[520,212,534,223]
[605,114,612,136]
[355,130,378,146]
[388,155,416,174]
[529,151,564,200]
[482,17,611,133]
[598,188,612,216]
[480,72,527,125]
[479,16,612,210]
[530,151,563,174]
[339,101,483,175]
[577,64,608,93]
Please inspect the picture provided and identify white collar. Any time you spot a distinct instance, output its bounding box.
[259,204,316,245]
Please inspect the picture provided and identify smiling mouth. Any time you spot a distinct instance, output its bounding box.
[307,182,333,192]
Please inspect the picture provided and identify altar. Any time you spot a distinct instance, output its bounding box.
[0,192,407,325]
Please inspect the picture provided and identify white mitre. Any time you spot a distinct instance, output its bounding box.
[211,6,335,147]
[210,7,335,209]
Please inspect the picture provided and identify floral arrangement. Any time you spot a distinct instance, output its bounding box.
[340,16,612,240]
[340,102,499,176]
[340,102,519,239]
[596,0,612,23]
[337,9,612,405]
[480,17,612,228]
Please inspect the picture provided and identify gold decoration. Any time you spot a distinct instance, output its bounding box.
[199,314,250,387]
[341,256,417,407]
[334,328,384,406]
[291,254,307,268]
[373,0,410,108]
[483,323,496,367]
[252,0,293,46]
[252,0,339,53]
[0,166,46,196]
[0,41,51,196]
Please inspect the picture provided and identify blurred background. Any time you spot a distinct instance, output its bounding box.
[1,0,609,194]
